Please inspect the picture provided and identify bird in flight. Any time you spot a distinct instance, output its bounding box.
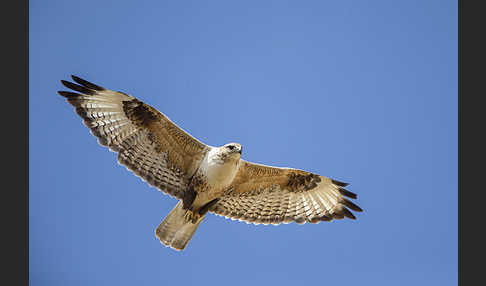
[58,75,363,251]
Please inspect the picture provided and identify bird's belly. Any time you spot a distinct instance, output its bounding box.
[192,189,221,209]
[191,160,238,208]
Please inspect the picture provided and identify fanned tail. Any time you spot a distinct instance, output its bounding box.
[155,202,204,251]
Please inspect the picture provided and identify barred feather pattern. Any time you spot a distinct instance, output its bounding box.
[209,177,362,225]
[58,75,208,200]
[116,129,187,198]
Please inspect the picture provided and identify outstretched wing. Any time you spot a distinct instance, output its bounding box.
[209,160,362,225]
[58,75,210,199]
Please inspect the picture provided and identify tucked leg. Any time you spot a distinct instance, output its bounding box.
[183,210,201,224]
[182,186,197,210]
[183,198,219,223]
[182,186,201,223]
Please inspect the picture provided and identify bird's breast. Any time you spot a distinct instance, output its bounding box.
[198,153,239,190]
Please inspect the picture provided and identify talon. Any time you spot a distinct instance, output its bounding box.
[184,209,201,224]
[191,212,201,224]
[184,210,193,223]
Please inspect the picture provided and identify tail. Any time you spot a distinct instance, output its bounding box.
[155,201,204,251]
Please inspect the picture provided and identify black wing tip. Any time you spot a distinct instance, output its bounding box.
[59,75,106,95]
[332,179,349,187]
[342,198,363,212]
[60,79,88,93]
[57,90,80,98]
[342,208,356,220]
[70,75,105,91]
[70,75,84,84]
[338,187,358,199]
[60,79,71,87]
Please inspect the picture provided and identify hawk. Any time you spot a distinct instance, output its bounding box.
[58,75,363,251]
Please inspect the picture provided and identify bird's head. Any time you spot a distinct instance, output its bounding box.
[220,142,243,161]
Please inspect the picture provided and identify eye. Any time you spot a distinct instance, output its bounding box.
[227,145,235,150]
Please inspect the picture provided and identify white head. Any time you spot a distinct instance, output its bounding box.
[218,142,242,163]
[203,142,243,188]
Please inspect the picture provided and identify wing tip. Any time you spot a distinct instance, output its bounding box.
[70,75,105,91]
[342,198,363,212]
[60,79,94,95]
[331,179,349,187]
[338,187,358,199]
[60,79,71,88]
[342,207,357,219]
[59,75,106,95]
[57,90,79,98]
[70,74,81,81]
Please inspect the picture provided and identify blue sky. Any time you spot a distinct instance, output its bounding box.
[30,1,457,285]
